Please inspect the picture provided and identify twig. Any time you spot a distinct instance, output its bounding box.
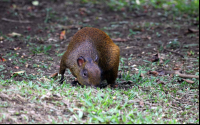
[149,64,199,80]
[2,18,32,23]
[165,64,199,79]
[174,71,199,79]
[164,48,185,58]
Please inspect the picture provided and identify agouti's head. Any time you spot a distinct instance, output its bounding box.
[76,56,101,87]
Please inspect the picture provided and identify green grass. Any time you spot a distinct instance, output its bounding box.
[80,0,199,19]
[0,65,199,123]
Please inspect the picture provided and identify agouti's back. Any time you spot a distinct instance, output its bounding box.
[59,27,120,87]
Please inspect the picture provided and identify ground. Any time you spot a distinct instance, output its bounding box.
[0,0,199,124]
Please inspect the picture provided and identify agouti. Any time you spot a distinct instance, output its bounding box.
[59,27,120,87]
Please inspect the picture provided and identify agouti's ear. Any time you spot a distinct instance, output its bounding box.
[77,56,85,67]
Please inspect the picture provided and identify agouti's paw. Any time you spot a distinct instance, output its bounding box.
[71,81,80,86]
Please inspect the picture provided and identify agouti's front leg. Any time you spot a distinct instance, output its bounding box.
[59,66,66,84]
[59,74,65,84]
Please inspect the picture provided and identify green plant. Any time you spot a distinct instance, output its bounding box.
[31,45,52,55]
[166,39,180,49]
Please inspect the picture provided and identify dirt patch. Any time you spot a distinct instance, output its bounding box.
[0,0,199,81]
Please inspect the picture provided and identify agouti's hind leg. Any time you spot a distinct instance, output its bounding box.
[106,67,118,88]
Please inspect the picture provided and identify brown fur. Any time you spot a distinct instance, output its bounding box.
[59,27,120,87]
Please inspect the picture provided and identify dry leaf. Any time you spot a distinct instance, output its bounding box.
[14,47,21,51]
[140,73,145,78]
[183,79,195,84]
[57,25,82,30]
[8,32,22,37]
[150,54,159,62]
[139,101,144,107]
[11,71,25,77]
[0,57,6,62]
[188,28,199,33]
[0,36,4,41]
[73,108,82,111]
[14,66,19,69]
[148,71,159,76]
[50,72,58,78]
[187,51,192,56]
[60,30,66,40]
[79,8,87,16]
[112,38,129,42]
[156,79,166,85]
[39,77,50,83]
[184,28,199,35]
[25,64,29,68]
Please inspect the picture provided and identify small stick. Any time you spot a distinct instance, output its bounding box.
[174,70,199,79]
[164,48,185,58]
[165,64,199,79]
[2,18,32,23]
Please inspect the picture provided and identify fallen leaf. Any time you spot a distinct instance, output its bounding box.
[8,32,22,37]
[140,73,145,78]
[14,66,19,69]
[50,72,58,78]
[174,63,182,70]
[112,38,129,42]
[150,54,159,62]
[139,101,144,107]
[39,77,50,83]
[0,57,6,62]
[57,24,82,30]
[0,36,4,41]
[79,8,87,16]
[25,64,29,68]
[73,108,82,111]
[188,28,199,33]
[156,79,166,85]
[11,71,25,77]
[148,71,159,76]
[183,79,195,84]
[14,47,21,51]
[40,92,51,100]
[173,67,180,70]
[187,51,192,56]
[60,30,66,40]
[184,28,199,35]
